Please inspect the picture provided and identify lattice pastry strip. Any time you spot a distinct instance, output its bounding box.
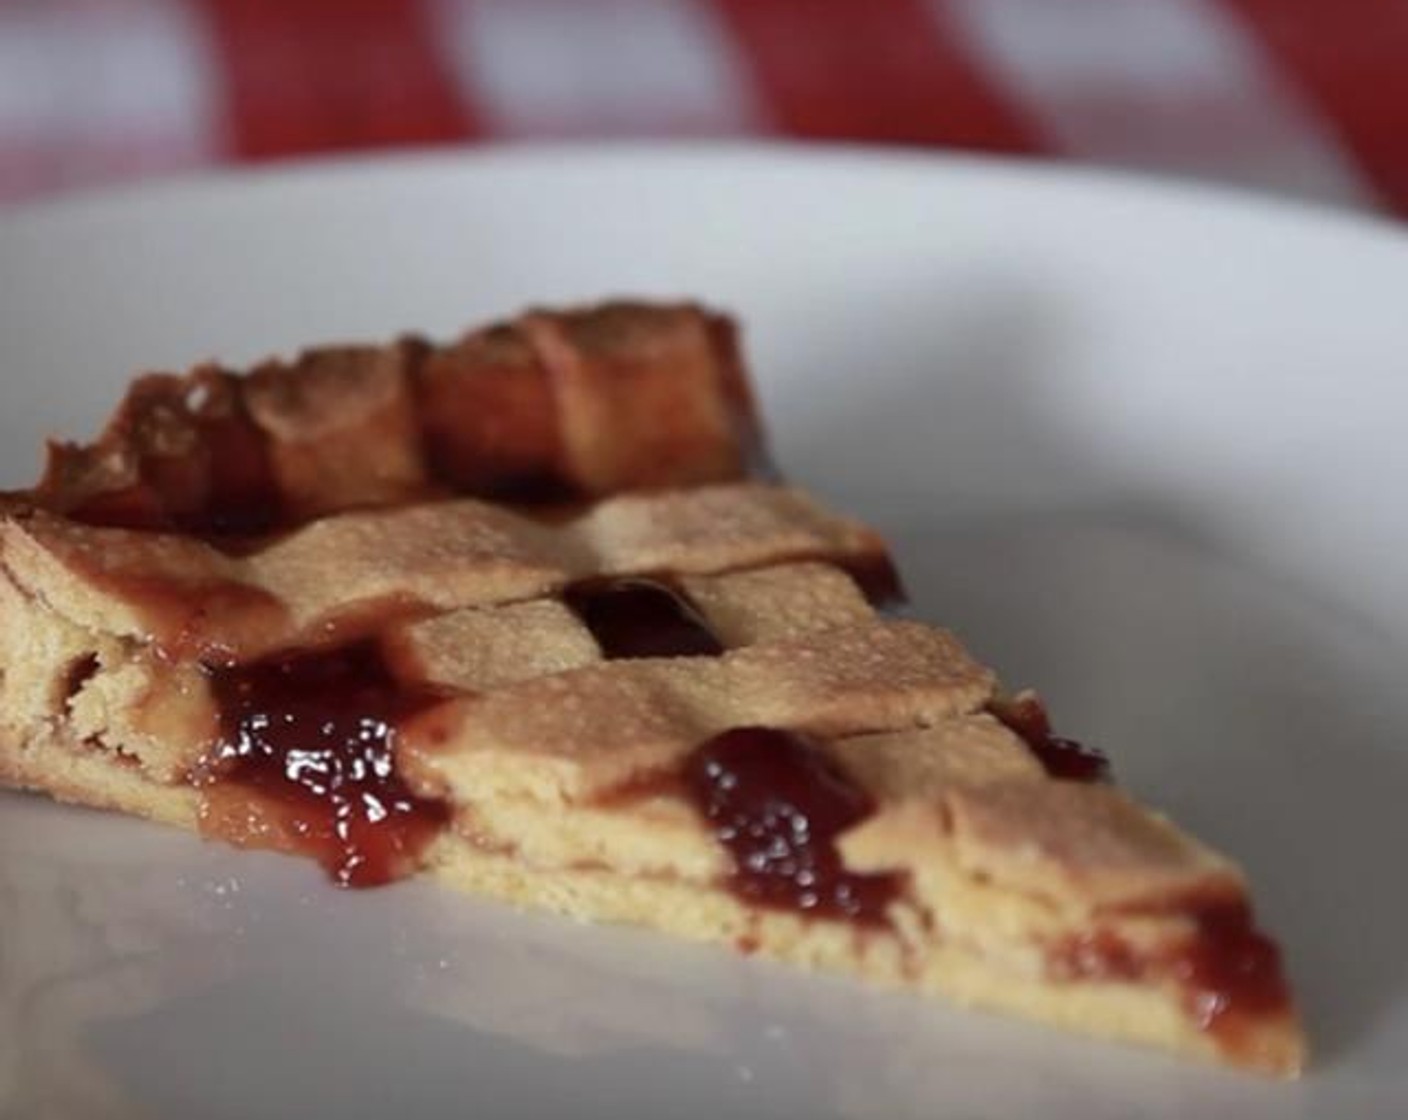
[400,619,995,804]
[0,484,884,659]
[386,562,873,692]
[28,302,757,530]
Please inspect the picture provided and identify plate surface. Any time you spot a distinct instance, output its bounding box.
[1,145,1406,1119]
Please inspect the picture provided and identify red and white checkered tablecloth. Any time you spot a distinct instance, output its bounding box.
[2,0,1405,214]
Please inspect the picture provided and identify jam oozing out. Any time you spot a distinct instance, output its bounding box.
[1176,901,1291,1036]
[992,695,1110,783]
[682,727,900,923]
[841,554,907,612]
[565,577,725,659]
[1054,900,1291,1049]
[203,639,448,887]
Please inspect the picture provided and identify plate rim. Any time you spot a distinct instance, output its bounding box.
[3,139,1407,253]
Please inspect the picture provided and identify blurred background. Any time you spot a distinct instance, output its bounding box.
[1,0,1404,214]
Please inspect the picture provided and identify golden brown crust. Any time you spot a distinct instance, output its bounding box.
[945,782,1244,909]
[245,340,431,519]
[518,304,747,493]
[416,324,567,496]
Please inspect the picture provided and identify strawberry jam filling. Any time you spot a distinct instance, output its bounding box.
[565,577,726,659]
[1053,899,1292,1053]
[683,727,900,924]
[1178,901,1292,1039]
[839,553,906,611]
[202,639,448,887]
[992,693,1111,783]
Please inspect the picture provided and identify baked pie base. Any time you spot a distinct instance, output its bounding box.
[0,302,1304,1076]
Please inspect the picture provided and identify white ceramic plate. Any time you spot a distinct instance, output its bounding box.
[2,146,1405,1120]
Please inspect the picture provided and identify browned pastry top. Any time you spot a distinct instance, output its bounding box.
[15,301,760,536]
